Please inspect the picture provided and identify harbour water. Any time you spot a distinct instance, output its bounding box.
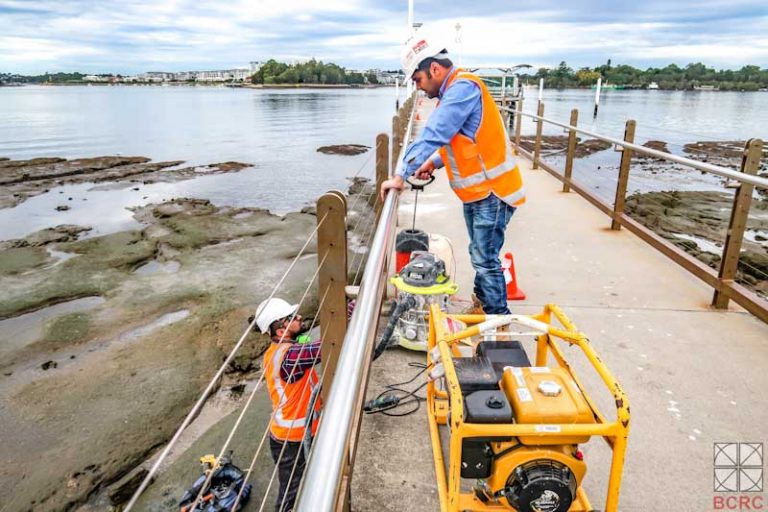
[1,86,766,241]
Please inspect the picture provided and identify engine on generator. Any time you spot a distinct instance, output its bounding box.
[427,305,629,512]
[448,339,593,511]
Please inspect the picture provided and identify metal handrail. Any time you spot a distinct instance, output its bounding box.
[295,104,417,511]
[503,106,768,190]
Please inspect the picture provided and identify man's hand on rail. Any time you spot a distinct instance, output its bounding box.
[380,175,405,201]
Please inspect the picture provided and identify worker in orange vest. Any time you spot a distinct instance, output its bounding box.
[380,27,526,315]
[255,298,321,512]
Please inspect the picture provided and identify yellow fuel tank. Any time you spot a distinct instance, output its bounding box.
[501,366,595,445]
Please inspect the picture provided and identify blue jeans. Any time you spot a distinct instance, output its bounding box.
[463,194,516,315]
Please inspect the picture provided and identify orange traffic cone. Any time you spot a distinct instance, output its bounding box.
[502,252,526,300]
[415,112,421,121]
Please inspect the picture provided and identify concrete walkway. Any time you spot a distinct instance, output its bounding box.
[352,101,768,511]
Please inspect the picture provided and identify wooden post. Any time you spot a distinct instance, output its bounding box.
[316,192,348,401]
[712,138,764,309]
[563,109,579,193]
[532,101,544,169]
[391,114,400,168]
[375,133,389,217]
[514,97,523,155]
[611,120,636,230]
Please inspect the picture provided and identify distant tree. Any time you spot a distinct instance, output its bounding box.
[575,68,601,86]
[346,72,365,85]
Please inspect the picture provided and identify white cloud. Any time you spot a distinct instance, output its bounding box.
[0,36,104,61]
[0,1,766,73]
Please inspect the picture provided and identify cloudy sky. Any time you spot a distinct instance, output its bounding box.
[1,0,767,75]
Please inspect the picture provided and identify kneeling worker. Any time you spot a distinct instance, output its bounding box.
[255,298,322,512]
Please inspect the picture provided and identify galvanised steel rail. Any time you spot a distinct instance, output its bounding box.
[503,106,768,190]
[294,102,417,511]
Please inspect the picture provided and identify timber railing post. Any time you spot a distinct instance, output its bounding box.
[532,101,545,169]
[514,97,523,155]
[391,114,401,168]
[317,192,348,402]
[563,109,579,193]
[611,119,636,230]
[712,138,764,309]
[375,133,390,217]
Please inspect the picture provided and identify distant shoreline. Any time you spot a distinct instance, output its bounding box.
[0,82,393,89]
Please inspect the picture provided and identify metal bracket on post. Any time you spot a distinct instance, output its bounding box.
[611,120,636,230]
[712,138,763,309]
[317,192,348,402]
[563,109,579,193]
[532,102,545,169]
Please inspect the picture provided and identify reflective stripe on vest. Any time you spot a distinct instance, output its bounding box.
[438,70,526,207]
[264,343,320,441]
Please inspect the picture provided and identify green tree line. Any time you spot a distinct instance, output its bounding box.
[249,59,378,85]
[522,61,768,91]
[1,72,87,84]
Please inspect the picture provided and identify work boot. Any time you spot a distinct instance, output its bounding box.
[466,294,485,315]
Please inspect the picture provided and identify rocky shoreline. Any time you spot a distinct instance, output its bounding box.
[0,153,376,511]
[625,190,768,296]
[0,156,251,209]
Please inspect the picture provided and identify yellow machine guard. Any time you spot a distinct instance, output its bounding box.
[426,304,630,512]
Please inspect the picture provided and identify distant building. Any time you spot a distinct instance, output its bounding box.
[133,66,254,83]
[137,72,174,82]
[249,61,264,73]
[84,75,110,82]
[195,69,250,82]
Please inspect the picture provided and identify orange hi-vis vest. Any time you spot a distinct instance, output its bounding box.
[264,342,321,442]
[437,70,526,206]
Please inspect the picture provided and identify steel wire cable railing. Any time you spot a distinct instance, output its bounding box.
[351,220,377,287]
[185,249,331,512]
[124,212,330,511]
[344,139,384,216]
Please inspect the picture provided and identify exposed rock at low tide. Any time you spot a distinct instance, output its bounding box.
[0,156,253,209]
[0,176,377,511]
[316,144,370,156]
[625,190,768,295]
[683,140,768,169]
[518,135,611,158]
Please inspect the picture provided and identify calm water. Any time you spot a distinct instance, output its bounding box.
[0,85,766,241]
[520,88,768,144]
[0,85,396,240]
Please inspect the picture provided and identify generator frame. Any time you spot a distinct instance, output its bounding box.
[426,304,630,512]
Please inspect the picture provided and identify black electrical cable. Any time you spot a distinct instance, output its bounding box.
[372,296,416,361]
[364,362,429,417]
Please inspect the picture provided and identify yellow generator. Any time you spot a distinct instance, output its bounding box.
[426,304,629,512]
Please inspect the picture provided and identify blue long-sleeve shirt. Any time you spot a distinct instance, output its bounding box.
[398,67,483,179]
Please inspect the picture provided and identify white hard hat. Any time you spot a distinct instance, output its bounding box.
[401,28,448,78]
[254,298,298,333]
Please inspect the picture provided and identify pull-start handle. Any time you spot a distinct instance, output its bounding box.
[406,175,435,191]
